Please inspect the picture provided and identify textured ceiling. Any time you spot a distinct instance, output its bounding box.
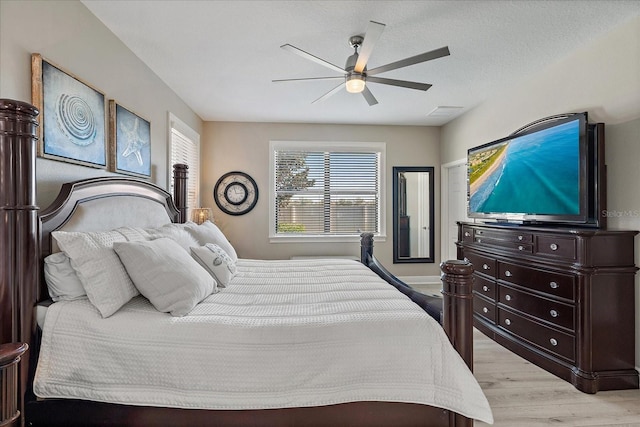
[82,1,640,126]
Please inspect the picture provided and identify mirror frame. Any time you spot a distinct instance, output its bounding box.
[392,166,435,264]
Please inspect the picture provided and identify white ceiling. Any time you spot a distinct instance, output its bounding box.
[82,1,640,126]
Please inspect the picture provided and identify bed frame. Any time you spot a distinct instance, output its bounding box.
[0,99,475,427]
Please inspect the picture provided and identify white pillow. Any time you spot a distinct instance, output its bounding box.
[113,238,216,317]
[52,227,152,317]
[43,252,86,301]
[190,243,237,287]
[148,223,199,251]
[185,221,238,261]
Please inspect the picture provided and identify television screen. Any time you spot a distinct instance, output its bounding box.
[467,113,591,224]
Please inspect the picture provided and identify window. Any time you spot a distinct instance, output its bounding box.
[168,113,200,219]
[270,141,386,242]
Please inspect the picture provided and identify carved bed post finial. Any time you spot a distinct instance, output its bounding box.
[172,163,188,223]
[360,232,374,264]
[440,259,474,371]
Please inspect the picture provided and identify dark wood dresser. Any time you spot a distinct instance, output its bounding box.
[457,222,639,393]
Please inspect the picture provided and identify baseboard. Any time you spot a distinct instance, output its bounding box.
[397,275,440,286]
[290,255,359,261]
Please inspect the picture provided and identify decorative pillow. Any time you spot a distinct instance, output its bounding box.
[43,252,86,302]
[147,223,199,251]
[52,227,151,317]
[113,238,216,317]
[190,243,237,287]
[185,221,238,262]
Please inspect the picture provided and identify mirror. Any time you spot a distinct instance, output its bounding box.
[393,166,435,263]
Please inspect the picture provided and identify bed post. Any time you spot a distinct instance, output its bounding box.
[0,99,39,427]
[441,259,474,427]
[440,259,474,370]
[172,163,188,223]
[360,232,374,264]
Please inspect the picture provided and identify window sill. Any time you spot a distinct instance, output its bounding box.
[269,234,387,244]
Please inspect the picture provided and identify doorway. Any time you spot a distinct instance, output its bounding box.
[440,159,468,262]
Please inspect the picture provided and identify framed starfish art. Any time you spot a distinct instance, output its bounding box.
[108,100,151,178]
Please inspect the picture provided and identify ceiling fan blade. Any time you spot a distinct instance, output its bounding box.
[272,76,345,83]
[367,76,432,91]
[354,21,386,73]
[366,46,450,76]
[311,82,344,104]
[281,44,346,75]
[361,86,378,106]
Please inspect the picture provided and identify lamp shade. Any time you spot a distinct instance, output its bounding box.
[345,75,365,93]
[192,208,213,225]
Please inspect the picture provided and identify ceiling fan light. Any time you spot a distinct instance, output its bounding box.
[345,75,365,93]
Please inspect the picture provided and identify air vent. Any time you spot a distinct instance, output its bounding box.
[427,106,463,118]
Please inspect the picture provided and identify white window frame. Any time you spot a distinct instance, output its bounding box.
[269,140,386,243]
[167,112,200,219]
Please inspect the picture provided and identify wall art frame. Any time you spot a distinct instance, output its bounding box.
[31,53,107,168]
[108,100,151,178]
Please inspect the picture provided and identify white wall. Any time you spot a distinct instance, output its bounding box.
[0,0,203,208]
[201,121,441,277]
[440,16,640,368]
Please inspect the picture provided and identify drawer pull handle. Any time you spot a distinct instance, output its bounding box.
[482,263,490,270]
[482,307,488,313]
[550,243,558,251]
[505,294,512,301]
[482,285,489,292]
[477,238,482,243]
[517,235,523,241]
[550,309,558,318]
[550,338,558,346]
[464,231,471,237]
[504,270,512,277]
[549,281,559,289]
[504,319,511,326]
[518,245,524,251]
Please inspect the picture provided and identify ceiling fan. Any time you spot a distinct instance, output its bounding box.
[273,21,450,106]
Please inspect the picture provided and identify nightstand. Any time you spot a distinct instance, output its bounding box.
[0,342,28,427]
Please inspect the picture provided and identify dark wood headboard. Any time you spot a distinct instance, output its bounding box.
[38,175,184,302]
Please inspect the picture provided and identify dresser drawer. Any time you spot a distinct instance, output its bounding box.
[498,308,575,362]
[498,286,575,331]
[498,261,575,301]
[473,237,533,253]
[535,235,577,260]
[474,228,533,244]
[474,294,496,323]
[473,275,496,301]
[464,252,496,278]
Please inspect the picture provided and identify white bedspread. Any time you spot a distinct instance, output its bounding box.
[34,258,493,423]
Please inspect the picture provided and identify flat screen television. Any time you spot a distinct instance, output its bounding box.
[467,112,605,228]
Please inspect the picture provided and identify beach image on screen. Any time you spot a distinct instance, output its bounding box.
[468,120,581,215]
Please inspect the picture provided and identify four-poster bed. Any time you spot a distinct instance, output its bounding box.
[0,99,491,426]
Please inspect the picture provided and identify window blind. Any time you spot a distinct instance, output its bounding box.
[169,125,200,218]
[274,149,380,236]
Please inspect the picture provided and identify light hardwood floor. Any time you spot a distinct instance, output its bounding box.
[473,329,640,427]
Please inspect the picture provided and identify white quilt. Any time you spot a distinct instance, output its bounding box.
[34,258,493,424]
